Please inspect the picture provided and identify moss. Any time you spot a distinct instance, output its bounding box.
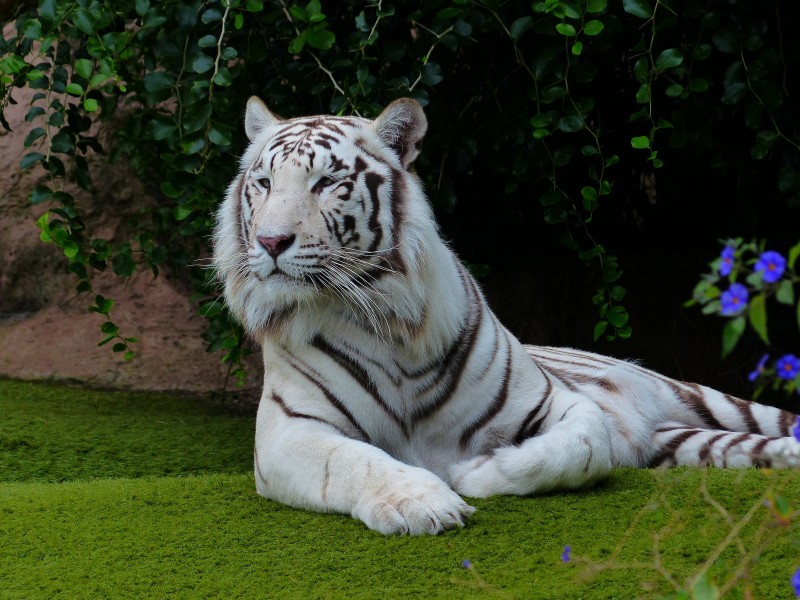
[1,380,799,598]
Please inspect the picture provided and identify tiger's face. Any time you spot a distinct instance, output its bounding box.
[214,97,429,335]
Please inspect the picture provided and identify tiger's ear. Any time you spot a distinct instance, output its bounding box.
[373,98,428,169]
[245,96,281,140]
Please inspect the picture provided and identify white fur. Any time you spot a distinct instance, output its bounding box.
[213,98,799,535]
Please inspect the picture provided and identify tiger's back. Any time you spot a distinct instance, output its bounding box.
[213,97,800,535]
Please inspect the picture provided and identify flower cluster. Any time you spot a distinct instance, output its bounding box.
[747,353,800,397]
[691,240,800,396]
[713,245,791,316]
[793,567,800,597]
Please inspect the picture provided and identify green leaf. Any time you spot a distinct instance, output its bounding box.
[421,63,444,86]
[635,83,650,103]
[721,82,747,105]
[305,29,335,50]
[665,83,684,97]
[83,98,98,112]
[712,31,738,54]
[73,9,96,34]
[750,130,778,160]
[571,41,583,56]
[21,152,45,169]
[689,78,708,92]
[654,48,683,70]
[587,0,607,13]
[143,72,174,92]
[557,115,583,132]
[135,0,150,16]
[622,0,652,18]
[593,320,608,342]
[555,23,577,37]
[583,20,604,36]
[212,68,232,86]
[198,35,217,48]
[40,0,57,22]
[30,186,53,205]
[63,240,80,258]
[510,16,533,42]
[75,59,93,80]
[630,136,650,149]
[776,280,795,305]
[66,83,84,96]
[0,54,27,75]
[100,321,119,335]
[192,55,214,74]
[722,316,745,358]
[606,307,629,328]
[208,127,233,146]
[173,205,193,220]
[23,127,46,147]
[788,240,800,271]
[747,293,769,345]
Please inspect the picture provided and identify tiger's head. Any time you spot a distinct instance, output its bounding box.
[213,97,437,341]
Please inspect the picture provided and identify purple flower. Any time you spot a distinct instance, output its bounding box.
[561,545,571,563]
[792,417,800,444]
[755,250,786,283]
[792,567,800,596]
[461,559,472,569]
[719,245,735,276]
[720,283,749,315]
[748,354,770,382]
[776,354,800,380]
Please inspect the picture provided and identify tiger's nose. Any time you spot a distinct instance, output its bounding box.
[256,234,296,260]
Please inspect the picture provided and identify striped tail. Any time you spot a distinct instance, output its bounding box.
[654,383,800,468]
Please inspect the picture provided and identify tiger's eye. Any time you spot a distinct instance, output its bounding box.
[317,176,335,188]
[257,178,271,192]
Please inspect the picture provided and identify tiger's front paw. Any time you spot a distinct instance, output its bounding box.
[354,468,475,535]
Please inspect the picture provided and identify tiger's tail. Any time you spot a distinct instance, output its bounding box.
[655,382,800,468]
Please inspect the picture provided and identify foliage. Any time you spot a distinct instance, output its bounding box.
[1,0,798,369]
[690,240,800,399]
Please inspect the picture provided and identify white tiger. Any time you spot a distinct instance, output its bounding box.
[212,97,800,535]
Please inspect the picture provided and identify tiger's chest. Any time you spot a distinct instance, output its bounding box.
[261,328,542,476]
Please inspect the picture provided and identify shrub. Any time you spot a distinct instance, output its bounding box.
[2,0,797,376]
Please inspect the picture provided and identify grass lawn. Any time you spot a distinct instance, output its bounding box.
[2,378,799,598]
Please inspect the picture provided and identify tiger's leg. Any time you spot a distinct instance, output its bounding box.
[652,424,800,468]
[254,400,474,535]
[449,390,614,497]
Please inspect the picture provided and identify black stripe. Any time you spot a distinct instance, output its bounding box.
[513,376,553,445]
[459,333,513,450]
[284,352,371,442]
[724,394,761,434]
[667,381,725,430]
[651,429,704,466]
[311,336,408,437]
[779,410,797,436]
[269,392,348,435]
[698,432,727,465]
[721,433,753,467]
[363,171,385,251]
[410,265,484,422]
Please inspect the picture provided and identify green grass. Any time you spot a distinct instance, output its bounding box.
[2,379,799,598]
